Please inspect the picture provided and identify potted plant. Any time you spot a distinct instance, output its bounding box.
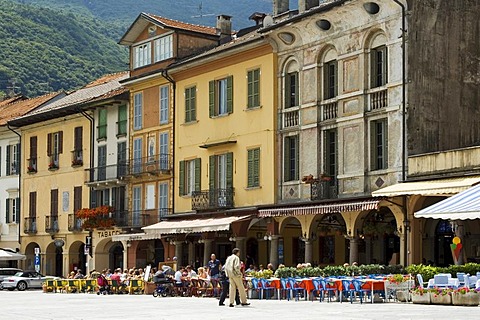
[386,274,414,302]
[71,159,83,166]
[452,287,480,306]
[27,166,37,173]
[48,162,58,170]
[410,286,431,304]
[76,206,116,230]
[430,287,452,305]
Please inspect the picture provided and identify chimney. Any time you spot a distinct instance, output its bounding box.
[273,0,289,16]
[299,0,320,13]
[249,12,267,26]
[216,15,232,43]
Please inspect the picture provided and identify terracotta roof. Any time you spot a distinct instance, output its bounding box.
[146,13,218,36]
[0,95,26,108]
[0,92,62,126]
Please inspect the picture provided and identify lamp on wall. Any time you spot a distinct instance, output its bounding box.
[229,235,237,242]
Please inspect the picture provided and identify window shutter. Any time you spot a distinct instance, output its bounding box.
[74,187,82,213]
[6,145,10,175]
[253,148,260,187]
[370,50,376,88]
[47,133,52,156]
[253,69,260,107]
[75,127,83,151]
[247,150,254,187]
[5,199,10,223]
[226,75,233,114]
[384,120,388,169]
[194,158,201,192]
[15,143,20,173]
[247,71,253,108]
[90,189,97,208]
[58,131,63,154]
[30,136,37,158]
[209,80,215,118]
[179,160,185,196]
[15,197,20,223]
[209,155,215,189]
[51,189,58,216]
[226,152,233,189]
[284,138,291,181]
[384,47,388,85]
[285,74,291,108]
[30,192,37,218]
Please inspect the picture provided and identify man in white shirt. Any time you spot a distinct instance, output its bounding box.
[224,248,249,307]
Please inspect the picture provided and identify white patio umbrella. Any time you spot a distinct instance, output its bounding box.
[0,248,26,261]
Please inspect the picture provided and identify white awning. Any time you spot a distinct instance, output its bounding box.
[0,249,26,261]
[142,216,249,234]
[258,199,381,218]
[415,184,480,220]
[372,176,480,197]
[111,232,162,242]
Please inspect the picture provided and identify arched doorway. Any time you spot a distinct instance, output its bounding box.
[314,213,347,265]
[109,243,123,269]
[435,220,454,267]
[68,241,86,274]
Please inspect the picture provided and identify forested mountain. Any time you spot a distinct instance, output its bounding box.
[1,0,274,97]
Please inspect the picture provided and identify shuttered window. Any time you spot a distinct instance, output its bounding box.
[247,148,260,188]
[284,135,299,182]
[185,86,196,123]
[51,189,58,216]
[98,109,107,139]
[74,187,82,213]
[324,60,338,100]
[285,72,299,108]
[117,104,127,136]
[209,76,233,117]
[159,85,169,124]
[247,69,260,108]
[133,93,143,130]
[179,158,201,196]
[371,46,388,88]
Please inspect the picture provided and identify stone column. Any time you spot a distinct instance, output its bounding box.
[203,239,213,266]
[398,230,406,266]
[121,240,129,270]
[348,237,359,264]
[235,237,247,261]
[269,235,279,269]
[304,240,313,264]
[187,241,195,266]
[174,241,183,267]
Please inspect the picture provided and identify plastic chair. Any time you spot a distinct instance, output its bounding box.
[319,278,337,302]
[250,278,262,299]
[416,274,428,289]
[351,279,372,304]
[433,275,449,288]
[128,279,144,294]
[311,278,323,302]
[44,280,55,293]
[340,279,353,303]
[287,278,306,301]
[260,278,275,299]
[84,279,97,293]
[457,272,466,286]
[279,278,290,301]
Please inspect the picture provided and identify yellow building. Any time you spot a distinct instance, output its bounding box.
[9,73,128,277]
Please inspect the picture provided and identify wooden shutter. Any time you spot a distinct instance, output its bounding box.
[253,69,260,107]
[209,80,215,117]
[226,75,233,114]
[248,148,260,187]
[58,131,63,154]
[5,199,10,223]
[74,127,83,151]
[47,133,52,156]
[194,158,201,192]
[51,189,58,216]
[30,136,37,158]
[226,152,233,189]
[90,189,97,208]
[6,145,10,175]
[209,155,215,189]
[15,197,20,223]
[179,160,185,196]
[284,137,290,181]
[29,192,37,218]
[15,143,20,173]
[74,186,82,213]
[247,70,253,108]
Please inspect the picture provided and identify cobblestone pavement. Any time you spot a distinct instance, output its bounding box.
[1,290,476,320]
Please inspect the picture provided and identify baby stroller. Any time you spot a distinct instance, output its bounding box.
[96,274,112,295]
[152,271,175,297]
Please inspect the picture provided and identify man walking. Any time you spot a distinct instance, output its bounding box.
[224,248,250,307]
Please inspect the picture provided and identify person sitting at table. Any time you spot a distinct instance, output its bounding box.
[174,266,186,286]
[186,265,197,278]
[68,271,75,279]
[267,263,275,273]
[74,269,85,279]
[198,267,210,282]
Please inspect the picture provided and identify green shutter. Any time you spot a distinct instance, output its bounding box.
[226,152,233,189]
[184,89,190,123]
[47,133,52,156]
[194,158,201,192]
[209,155,215,189]
[15,197,20,223]
[247,149,254,187]
[253,148,260,187]
[6,145,10,175]
[209,80,215,118]
[226,75,233,114]
[5,199,10,223]
[253,69,260,107]
[333,61,338,97]
[179,160,185,196]
[247,71,253,108]
[384,120,388,169]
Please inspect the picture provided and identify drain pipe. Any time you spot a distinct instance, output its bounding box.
[7,123,22,248]
[391,0,408,266]
[161,69,176,217]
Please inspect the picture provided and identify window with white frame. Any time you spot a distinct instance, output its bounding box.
[179,158,200,196]
[154,35,173,62]
[371,45,388,88]
[5,197,20,223]
[6,143,20,175]
[134,92,143,130]
[159,85,169,124]
[134,42,151,68]
[209,76,233,117]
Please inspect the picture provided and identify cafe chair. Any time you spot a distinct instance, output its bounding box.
[44,280,56,293]
[128,279,144,294]
[351,279,372,304]
[416,274,428,289]
[84,279,97,293]
[320,278,337,302]
[260,278,275,300]
[287,278,306,301]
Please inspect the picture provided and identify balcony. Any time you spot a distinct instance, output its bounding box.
[24,217,37,234]
[71,150,83,167]
[27,158,37,173]
[320,101,338,121]
[311,179,338,201]
[112,209,171,229]
[282,109,299,128]
[130,154,172,176]
[85,163,129,186]
[45,215,59,233]
[369,88,387,110]
[191,188,235,211]
[68,214,83,232]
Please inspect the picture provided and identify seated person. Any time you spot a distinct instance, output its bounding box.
[174,267,186,287]
[185,265,197,278]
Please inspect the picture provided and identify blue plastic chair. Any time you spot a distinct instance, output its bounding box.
[250,278,262,299]
[287,278,306,301]
[280,278,291,301]
[311,278,323,302]
[341,279,353,303]
[260,279,275,299]
[351,279,372,304]
[319,278,337,302]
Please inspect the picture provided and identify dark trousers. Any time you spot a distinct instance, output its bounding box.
[219,280,240,305]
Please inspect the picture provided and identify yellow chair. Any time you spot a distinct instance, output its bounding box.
[128,279,144,294]
[54,279,68,293]
[66,279,80,293]
[43,280,56,293]
[83,279,97,293]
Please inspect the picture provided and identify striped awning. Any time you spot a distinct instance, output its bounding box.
[415,184,480,220]
[258,199,382,218]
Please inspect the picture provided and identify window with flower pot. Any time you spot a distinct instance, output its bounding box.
[28,136,37,173]
[47,131,63,169]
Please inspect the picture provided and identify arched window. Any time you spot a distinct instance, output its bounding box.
[283,60,299,109]
[370,34,388,88]
[322,49,338,100]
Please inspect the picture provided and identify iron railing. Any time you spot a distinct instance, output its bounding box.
[68,214,83,232]
[24,217,37,234]
[191,188,235,211]
[130,154,172,176]
[45,215,59,233]
[311,179,338,201]
[86,163,129,183]
[112,209,171,229]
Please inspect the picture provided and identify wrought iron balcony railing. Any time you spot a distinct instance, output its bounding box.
[130,154,172,176]
[86,163,129,184]
[191,188,235,211]
[68,214,83,232]
[45,215,59,233]
[311,179,338,201]
[112,209,171,229]
[24,217,37,234]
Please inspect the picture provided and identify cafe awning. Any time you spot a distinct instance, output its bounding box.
[258,199,381,218]
[372,176,480,197]
[0,248,26,261]
[415,184,480,220]
[142,216,250,234]
[111,232,162,242]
